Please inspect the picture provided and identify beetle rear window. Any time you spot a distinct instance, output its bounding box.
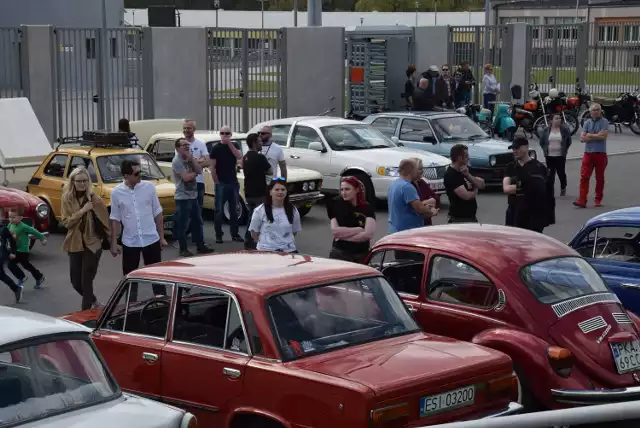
[520,257,610,304]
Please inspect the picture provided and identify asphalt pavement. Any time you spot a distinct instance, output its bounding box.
[2,150,638,316]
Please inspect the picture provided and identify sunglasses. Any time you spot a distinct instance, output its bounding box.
[442,68,450,71]
[220,131,231,136]
[260,132,271,136]
[128,171,141,177]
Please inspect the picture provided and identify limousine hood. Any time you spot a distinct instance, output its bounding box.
[21,393,186,428]
[296,332,512,397]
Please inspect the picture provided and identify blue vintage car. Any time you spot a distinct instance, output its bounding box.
[363,111,537,185]
[569,207,640,315]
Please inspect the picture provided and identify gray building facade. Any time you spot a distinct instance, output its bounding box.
[0,0,124,27]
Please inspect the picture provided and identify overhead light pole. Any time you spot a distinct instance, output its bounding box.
[213,0,220,27]
[293,0,298,27]
[415,1,419,27]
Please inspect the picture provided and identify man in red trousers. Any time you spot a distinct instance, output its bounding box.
[574,103,609,208]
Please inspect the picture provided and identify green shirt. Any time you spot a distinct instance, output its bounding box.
[8,222,46,253]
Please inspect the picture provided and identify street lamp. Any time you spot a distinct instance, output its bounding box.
[415,1,419,27]
[257,0,268,73]
[213,0,220,28]
[434,0,438,25]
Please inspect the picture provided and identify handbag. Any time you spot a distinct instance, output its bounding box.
[91,210,110,251]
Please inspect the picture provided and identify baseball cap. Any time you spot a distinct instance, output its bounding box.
[508,137,529,150]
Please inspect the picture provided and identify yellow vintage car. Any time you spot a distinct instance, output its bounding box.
[27,135,176,231]
[130,120,325,224]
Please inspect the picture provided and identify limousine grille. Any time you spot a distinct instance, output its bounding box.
[423,166,447,181]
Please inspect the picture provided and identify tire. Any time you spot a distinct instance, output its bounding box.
[296,204,312,218]
[41,199,58,232]
[513,367,543,413]
[562,111,579,136]
[630,111,640,136]
[479,121,494,138]
[223,198,249,226]
[353,173,376,205]
[532,115,550,139]
[579,109,591,128]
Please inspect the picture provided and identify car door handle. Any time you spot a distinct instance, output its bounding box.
[290,155,300,159]
[142,352,158,362]
[405,304,418,313]
[621,283,640,289]
[223,367,242,379]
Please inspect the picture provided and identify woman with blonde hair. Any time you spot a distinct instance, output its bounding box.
[61,166,110,310]
[482,63,499,114]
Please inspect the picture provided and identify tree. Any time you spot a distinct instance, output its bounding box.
[354,0,462,12]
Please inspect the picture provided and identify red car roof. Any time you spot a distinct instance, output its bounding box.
[374,224,579,265]
[129,251,379,296]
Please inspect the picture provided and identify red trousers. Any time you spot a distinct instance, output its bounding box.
[578,152,608,203]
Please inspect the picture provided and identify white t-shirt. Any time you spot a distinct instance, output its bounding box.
[249,204,301,252]
[175,139,209,184]
[261,143,285,179]
[110,181,163,248]
[548,130,563,157]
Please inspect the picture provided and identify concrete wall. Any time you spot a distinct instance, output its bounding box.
[142,27,208,126]
[282,27,345,117]
[20,26,56,144]
[0,0,124,27]
[414,26,450,72]
[498,6,640,22]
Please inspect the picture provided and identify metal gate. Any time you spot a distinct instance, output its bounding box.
[448,26,507,103]
[205,28,284,133]
[346,27,414,114]
[53,27,144,139]
[0,27,23,98]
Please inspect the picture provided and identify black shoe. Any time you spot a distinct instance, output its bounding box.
[231,235,244,243]
[215,237,223,244]
[197,245,215,254]
[560,187,566,196]
[179,250,194,257]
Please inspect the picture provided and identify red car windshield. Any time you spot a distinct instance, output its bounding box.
[520,256,610,304]
[267,277,420,361]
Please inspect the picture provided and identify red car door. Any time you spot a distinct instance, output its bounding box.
[161,284,251,427]
[420,252,506,342]
[93,279,175,400]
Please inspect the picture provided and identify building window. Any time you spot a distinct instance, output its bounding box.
[86,38,96,59]
[623,25,640,42]
[598,25,619,43]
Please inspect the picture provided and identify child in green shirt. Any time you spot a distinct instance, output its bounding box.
[7,208,47,289]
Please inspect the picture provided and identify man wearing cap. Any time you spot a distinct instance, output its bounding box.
[503,138,553,233]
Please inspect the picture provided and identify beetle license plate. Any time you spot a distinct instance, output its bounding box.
[420,385,475,417]
[610,340,640,374]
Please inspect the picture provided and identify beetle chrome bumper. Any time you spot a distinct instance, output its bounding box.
[552,386,640,405]
[289,191,324,205]
[484,402,523,417]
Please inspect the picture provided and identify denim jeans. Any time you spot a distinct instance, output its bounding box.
[186,182,205,240]
[463,91,472,105]
[244,196,264,249]
[214,182,239,238]
[175,198,204,251]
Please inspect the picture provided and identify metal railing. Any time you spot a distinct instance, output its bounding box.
[205,27,284,133]
[427,400,640,427]
[53,27,144,140]
[0,27,23,98]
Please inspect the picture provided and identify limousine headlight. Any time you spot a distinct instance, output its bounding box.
[309,181,316,191]
[377,166,400,177]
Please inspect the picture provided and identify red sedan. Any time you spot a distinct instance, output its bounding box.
[62,252,520,428]
[366,224,640,411]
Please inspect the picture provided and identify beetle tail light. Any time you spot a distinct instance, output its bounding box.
[548,346,575,378]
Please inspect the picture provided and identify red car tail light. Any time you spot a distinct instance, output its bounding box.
[476,374,519,403]
[548,346,575,378]
[370,402,410,426]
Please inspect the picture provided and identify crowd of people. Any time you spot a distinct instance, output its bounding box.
[0,104,610,308]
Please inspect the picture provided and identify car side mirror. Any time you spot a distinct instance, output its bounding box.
[423,135,437,145]
[308,142,326,152]
[391,136,399,144]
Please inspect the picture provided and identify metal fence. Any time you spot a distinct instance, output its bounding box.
[448,25,507,103]
[0,27,23,98]
[53,27,144,139]
[205,28,284,133]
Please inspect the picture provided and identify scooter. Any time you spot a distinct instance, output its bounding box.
[456,103,494,137]
[493,102,517,142]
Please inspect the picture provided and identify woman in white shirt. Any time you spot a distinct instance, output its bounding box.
[539,113,572,196]
[482,64,499,114]
[249,178,301,253]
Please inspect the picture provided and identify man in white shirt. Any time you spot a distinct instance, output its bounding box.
[259,125,287,181]
[182,120,210,240]
[109,159,167,283]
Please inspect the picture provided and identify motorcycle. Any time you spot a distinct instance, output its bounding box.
[531,76,579,138]
[493,102,517,142]
[579,88,640,135]
[567,78,592,119]
[509,84,537,136]
[456,103,494,137]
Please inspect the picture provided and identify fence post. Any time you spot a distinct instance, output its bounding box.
[576,22,589,87]
[19,25,56,144]
[241,30,249,133]
[500,22,531,104]
[474,26,482,104]
[551,25,558,83]
[278,29,287,119]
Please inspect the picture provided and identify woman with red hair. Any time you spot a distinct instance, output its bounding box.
[326,176,377,263]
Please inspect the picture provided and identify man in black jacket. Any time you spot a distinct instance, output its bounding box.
[502,138,554,233]
[413,78,434,112]
[458,61,476,105]
[0,210,22,302]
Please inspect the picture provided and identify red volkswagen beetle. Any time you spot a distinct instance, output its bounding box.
[0,186,49,246]
[365,224,640,411]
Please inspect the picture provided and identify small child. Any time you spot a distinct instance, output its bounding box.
[7,208,47,289]
[0,209,22,302]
